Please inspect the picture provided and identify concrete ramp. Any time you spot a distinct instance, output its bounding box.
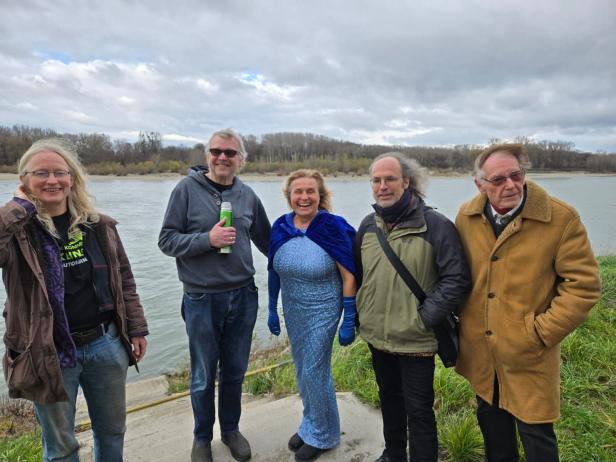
[77,389,383,461]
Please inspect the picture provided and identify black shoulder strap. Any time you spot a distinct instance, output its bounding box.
[374,226,426,304]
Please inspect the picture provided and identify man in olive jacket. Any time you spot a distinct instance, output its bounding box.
[455,143,601,462]
[355,153,470,462]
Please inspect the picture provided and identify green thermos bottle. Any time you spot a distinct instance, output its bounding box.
[219,202,232,254]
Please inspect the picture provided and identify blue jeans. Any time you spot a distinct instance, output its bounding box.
[182,282,259,443]
[34,321,130,462]
[369,344,437,462]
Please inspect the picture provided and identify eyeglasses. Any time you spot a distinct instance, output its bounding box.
[370,176,401,186]
[482,169,525,186]
[209,148,240,158]
[24,170,71,179]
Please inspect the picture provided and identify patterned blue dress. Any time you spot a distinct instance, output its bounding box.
[273,233,342,449]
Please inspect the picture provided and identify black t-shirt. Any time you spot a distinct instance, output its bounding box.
[204,174,235,192]
[52,212,105,331]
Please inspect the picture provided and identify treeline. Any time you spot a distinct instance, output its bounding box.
[1,125,615,175]
[0,127,204,175]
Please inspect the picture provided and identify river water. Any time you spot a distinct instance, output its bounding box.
[0,174,614,391]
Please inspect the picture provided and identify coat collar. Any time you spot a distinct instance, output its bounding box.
[460,180,551,223]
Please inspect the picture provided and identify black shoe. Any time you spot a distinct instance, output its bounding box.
[288,433,305,452]
[191,440,212,462]
[374,451,407,462]
[221,431,252,462]
[295,443,327,462]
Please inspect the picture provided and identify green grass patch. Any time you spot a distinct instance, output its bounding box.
[0,397,40,460]
[243,341,297,396]
[166,358,192,394]
[331,340,379,406]
[556,255,616,461]
[597,255,616,308]
[0,429,40,462]
[438,409,484,461]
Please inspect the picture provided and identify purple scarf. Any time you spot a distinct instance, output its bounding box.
[15,198,77,368]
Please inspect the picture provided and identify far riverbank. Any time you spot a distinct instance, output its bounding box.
[1,170,614,183]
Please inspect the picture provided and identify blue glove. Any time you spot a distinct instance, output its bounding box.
[268,308,281,336]
[268,270,281,336]
[338,296,356,346]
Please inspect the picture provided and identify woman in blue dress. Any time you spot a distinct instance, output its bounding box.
[268,169,357,462]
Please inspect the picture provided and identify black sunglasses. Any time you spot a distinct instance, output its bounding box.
[209,148,240,158]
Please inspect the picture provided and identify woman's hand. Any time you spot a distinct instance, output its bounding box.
[268,270,282,336]
[336,264,357,346]
[268,307,281,336]
[338,296,357,346]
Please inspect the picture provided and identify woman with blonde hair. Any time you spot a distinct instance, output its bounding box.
[267,169,357,461]
[0,138,148,461]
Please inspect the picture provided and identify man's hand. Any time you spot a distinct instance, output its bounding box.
[131,336,148,362]
[208,217,237,248]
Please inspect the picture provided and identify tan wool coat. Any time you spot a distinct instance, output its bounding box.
[455,181,601,423]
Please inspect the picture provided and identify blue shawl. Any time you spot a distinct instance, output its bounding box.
[267,210,357,277]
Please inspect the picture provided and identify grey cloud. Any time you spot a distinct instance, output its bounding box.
[0,0,615,151]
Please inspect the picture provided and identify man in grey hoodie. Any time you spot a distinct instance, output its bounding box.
[159,128,271,462]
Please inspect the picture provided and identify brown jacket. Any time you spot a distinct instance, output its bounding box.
[455,181,601,423]
[0,200,148,403]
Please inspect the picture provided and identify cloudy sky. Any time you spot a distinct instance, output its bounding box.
[1,0,615,152]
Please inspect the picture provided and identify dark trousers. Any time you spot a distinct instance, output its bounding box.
[369,344,437,462]
[477,377,559,462]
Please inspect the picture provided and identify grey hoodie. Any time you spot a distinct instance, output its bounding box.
[159,166,271,293]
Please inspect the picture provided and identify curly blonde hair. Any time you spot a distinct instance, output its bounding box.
[18,138,99,238]
[283,169,332,212]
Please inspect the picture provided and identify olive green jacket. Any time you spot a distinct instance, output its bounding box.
[355,197,470,353]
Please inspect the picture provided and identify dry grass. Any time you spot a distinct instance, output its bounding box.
[0,396,36,440]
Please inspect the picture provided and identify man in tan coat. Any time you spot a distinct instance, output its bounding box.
[455,143,601,462]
